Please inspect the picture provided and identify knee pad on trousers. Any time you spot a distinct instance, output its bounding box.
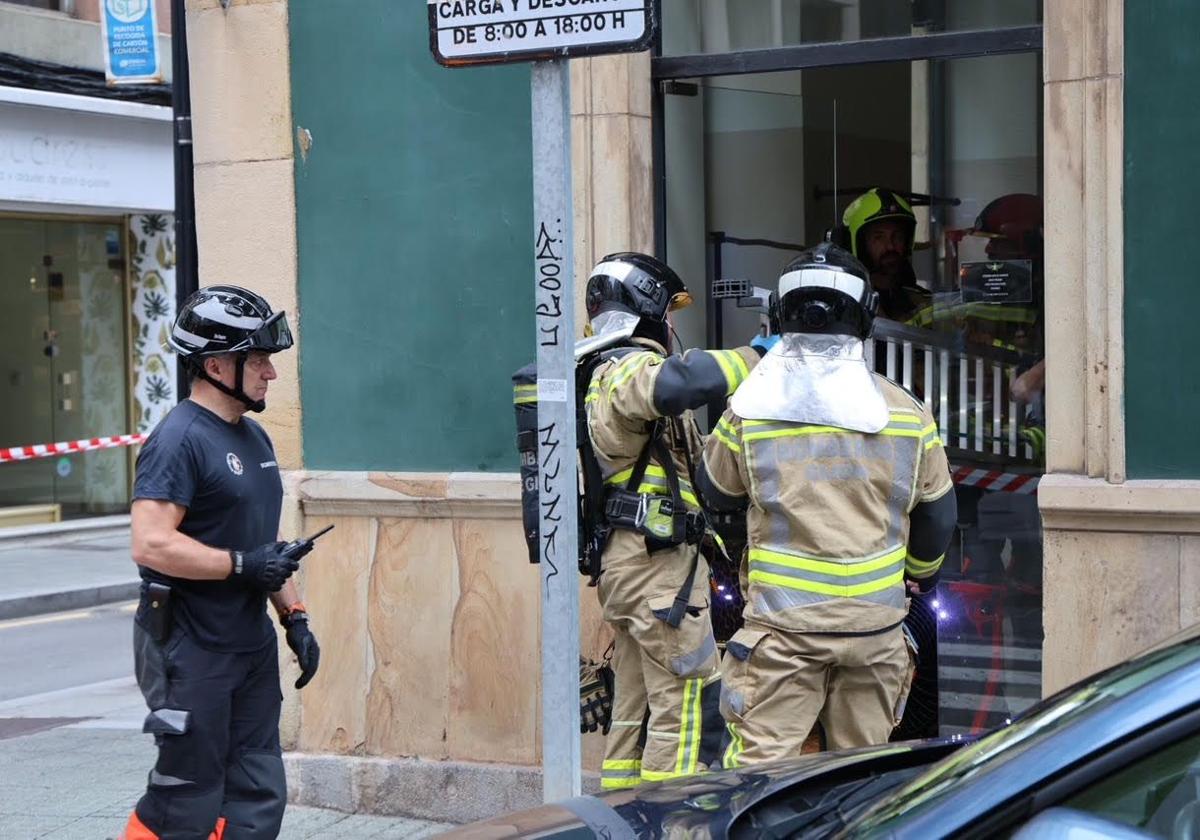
[221,749,287,839]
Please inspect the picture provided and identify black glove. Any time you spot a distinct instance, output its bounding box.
[282,611,320,690]
[229,542,299,592]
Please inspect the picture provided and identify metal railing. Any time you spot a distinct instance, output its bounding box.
[868,320,1039,465]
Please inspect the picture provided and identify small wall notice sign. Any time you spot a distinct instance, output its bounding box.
[428,0,655,66]
[960,259,1034,304]
[101,0,163,85]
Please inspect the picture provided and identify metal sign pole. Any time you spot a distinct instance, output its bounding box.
[531,58,581,803]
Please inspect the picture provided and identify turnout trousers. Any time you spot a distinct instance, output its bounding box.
[720,622,913,767]
[596,530,723,789]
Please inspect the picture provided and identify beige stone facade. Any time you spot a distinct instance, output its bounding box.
[185,0,1200,818]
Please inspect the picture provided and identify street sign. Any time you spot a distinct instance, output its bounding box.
[427,0,655,67]
[100,0,164,85]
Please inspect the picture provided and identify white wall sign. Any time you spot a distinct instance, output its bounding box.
[427,0,655,66]
[0,89,173,212]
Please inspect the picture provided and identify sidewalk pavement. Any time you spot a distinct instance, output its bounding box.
[0,527,140,620]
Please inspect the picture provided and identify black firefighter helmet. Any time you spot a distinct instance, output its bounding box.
[169,285,294,412]
[585,252,693,349]
[769,242,878,339]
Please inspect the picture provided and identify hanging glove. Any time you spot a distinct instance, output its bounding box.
[229,542,299,592]
[750,333,780,356]
[579,657,614,735]
[281,609,320,689]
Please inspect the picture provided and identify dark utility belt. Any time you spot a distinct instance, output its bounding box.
[604,487,706,548]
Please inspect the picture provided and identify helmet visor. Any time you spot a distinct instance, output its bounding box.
[232,311,294,353]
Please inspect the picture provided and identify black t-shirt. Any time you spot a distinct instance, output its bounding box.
[134,399,283,652]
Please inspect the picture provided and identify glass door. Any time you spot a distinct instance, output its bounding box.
[0,220,55,508]
[0,217,131,516]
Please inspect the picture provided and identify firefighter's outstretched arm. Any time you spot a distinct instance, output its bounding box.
[697,410,750,511]
[602,347,760,423]
[904,487,957,593]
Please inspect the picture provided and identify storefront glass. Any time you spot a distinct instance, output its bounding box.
[661,41,1045,738]
[0,217,131,517]
[661,0,1042,55]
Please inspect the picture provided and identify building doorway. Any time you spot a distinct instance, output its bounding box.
[0,216,132,517]
[655,1,1045,738]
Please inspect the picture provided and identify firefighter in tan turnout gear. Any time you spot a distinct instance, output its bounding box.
[582,253,763,789]
[697,242,957,765]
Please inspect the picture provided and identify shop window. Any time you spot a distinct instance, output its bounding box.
[662,44,1044,739]
[662,0,1042,56]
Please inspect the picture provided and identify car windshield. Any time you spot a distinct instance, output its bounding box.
[842,632,1200,834]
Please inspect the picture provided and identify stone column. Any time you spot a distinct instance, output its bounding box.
[185,0,308,729]
[1037,0,1200,693]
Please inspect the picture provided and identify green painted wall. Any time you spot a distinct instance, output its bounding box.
[289,4,533,471]
[1124,0,1200,478]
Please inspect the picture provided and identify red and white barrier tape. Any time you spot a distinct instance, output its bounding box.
[0,434,146,464]
[952,465,1039,494]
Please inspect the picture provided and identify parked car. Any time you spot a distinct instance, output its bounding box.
[447,623,1200,839]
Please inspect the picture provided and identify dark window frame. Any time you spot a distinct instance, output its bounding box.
[651,22,1045,354]
[651,24,1043,81]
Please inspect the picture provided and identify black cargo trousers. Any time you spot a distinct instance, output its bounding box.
[129,613,286,840]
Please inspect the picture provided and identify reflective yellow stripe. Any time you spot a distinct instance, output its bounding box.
[722,349,751,386]
[680,676,701,775]
[513,384,538,405]
[711,425,740,453]
[641,769,691,782]
[709,350,741,393]
[749,568,905,598]
[906,553,943,577]
[601,777,643,789]
[675,678,694,775]
[743,425,851,442]
[750,545,906,578]
[723,722,744,770]
[921,421,942,450]
[605,466,700,507]
[601,759,642,770]
[608,353,654,395]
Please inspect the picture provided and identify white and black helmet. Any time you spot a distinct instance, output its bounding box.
[769,242,878,339]
[170,285,293,412]
[169,285,293,358]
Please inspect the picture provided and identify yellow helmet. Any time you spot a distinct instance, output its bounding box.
[842,188,916,261]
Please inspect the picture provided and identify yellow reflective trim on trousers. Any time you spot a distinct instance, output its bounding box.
[674,677,702,776]
[641,769,697,782]
[723,722,744,770]
[750,545,906,578]
[601,776,643,789]
[602,759,642,770]
[906,553,943,577]
[749,568,905,598]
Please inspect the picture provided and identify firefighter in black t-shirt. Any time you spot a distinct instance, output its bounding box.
[120,286,319,840]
